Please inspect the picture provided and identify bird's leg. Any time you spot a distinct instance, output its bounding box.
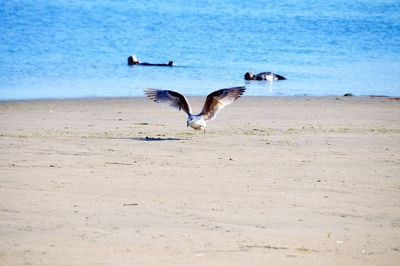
[203,127,206,133]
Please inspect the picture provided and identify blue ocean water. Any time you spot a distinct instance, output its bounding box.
[1,0,399,100]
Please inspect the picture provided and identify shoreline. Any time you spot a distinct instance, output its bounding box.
[1,94,400,103]
[1,96,399,265]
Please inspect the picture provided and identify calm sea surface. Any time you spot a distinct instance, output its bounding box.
[1,0,399,100]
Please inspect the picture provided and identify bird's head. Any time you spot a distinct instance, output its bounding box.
[244,72,254,80]
[127,55,140,65]
[187,115,195,127]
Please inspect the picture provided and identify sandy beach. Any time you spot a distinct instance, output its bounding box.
[0,96,399,265]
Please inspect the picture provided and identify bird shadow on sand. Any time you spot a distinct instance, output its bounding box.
[114,137,182,142]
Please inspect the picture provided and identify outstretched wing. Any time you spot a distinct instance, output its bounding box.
[144,89,192,115]
[199,86,245,121]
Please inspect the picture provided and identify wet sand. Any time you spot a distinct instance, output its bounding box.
[0,96,399,265]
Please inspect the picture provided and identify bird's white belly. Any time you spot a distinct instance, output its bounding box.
[189,117,206,130]
[266,74,275,81]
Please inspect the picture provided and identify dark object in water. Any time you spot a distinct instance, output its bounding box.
[127,55,173,67]
[244,71,286,81]
[343,93,354,96]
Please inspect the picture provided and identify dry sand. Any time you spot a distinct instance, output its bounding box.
[0,96,399,265]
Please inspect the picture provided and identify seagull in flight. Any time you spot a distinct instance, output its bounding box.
[144,86,246,135]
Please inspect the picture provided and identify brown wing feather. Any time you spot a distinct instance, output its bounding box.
[144,88,192,115]
[200,86,245,120]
